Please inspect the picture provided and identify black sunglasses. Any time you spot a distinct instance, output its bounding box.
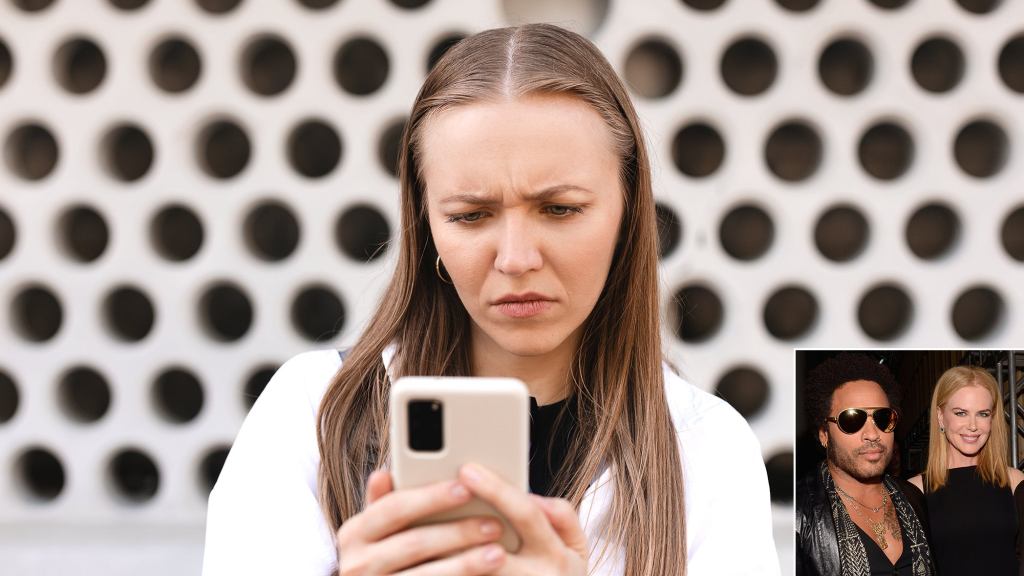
[825,407,899,434]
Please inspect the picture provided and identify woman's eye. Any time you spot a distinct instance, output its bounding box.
[979,412,991,418]
[544,205,582,217]
[954,411,966,416]
[447,211,485,223]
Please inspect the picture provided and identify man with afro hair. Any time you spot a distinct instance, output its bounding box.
[796,353,934,576]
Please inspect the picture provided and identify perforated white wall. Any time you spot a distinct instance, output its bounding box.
[3,0,1023,573]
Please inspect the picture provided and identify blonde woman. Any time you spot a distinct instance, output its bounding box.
[201,23,778,576]
[909,366,1024,575]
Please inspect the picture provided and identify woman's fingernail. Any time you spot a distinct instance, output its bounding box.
[480,520,500,536]
[483,544,503,565]
[462,464,482,484]
[451,482,470,500]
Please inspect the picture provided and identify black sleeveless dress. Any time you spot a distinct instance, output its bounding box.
[924,466,1024,576]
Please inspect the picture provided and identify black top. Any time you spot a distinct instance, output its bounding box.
[924,466,1023,576]
[528,395,577,497]
[857,523,914,575]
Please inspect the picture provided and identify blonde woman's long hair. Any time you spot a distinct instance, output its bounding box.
[925,366,1009,492]
[315,23,686,576]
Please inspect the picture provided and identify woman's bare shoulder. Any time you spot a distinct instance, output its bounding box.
[907,474,924,491]
[1007,467,1024,491]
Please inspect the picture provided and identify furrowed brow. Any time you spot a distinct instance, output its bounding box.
[523,184,595,201]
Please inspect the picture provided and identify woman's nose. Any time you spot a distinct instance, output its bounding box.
[494,215,542,275]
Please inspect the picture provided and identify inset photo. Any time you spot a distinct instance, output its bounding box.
[795,350,1024,576]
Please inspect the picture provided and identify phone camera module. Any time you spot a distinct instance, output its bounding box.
[408,399,443,452]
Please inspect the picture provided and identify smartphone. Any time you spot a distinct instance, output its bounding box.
[389,376,529,552]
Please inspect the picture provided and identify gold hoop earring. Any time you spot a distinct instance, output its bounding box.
[435,255,453,285]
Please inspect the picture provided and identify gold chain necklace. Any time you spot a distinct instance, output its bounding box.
[837,486,900,550]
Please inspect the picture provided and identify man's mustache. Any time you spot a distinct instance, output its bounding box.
[856,442,887,455]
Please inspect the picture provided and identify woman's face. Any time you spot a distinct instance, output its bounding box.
[420,93,624,360]
[937,384,994,461]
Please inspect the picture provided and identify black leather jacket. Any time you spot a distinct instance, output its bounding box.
[795,463,930,576]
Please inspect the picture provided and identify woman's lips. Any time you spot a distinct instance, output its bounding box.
[494,300,552,318]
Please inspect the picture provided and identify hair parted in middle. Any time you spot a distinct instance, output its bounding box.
[924,365,1009,492]
[315,23,686,576]
[805,352,902,434]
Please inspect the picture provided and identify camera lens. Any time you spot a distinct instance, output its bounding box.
[408,399,443,452]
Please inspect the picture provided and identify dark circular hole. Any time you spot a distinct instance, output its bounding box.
[764,120,821,182]
[109,448,159,502]
[998,34,1024,93]
[951,286,1003,341]
[12,0,57,12]
[16,447,64,501]
[243,201,300,262]
[0,370,19,424]
[715,366,770,419]
[292,285,346,342]
[151,204,204,262]
[655,203,682,259]
[954,119,1008,178]
[5,122,59,181]
[199,445,231,493]
[103,285,156,342]
[392,0,431,7]
[867,0,910,8]
[672,122,725,178]
[818,38,873,96]
[426,33,465,73]
[197,119,251,179]
[721,37,777,96]
[911,36,965,94]
[154,367,204,423]
[763,285,817,340]
[195,0,242,14]
[58,366,112,423]
[672,284,724,343]
[719,204,774,261]
[857,283,913,341]
[334,37,389,96]
[243,365,277,408]
[680,0,726,9]
[378,117,406,178]
[905,202,959,260]
[765,451,793,504]
[296,0,340,8]
[1001,205,1024,262]
[54,37,106,95]
[858,121,914,180]
[149,37,201,94]
[199,282,253,342]
[954,0,1000,14]
[776,0,819,10]
[288,119,342,178]
[101,123,154,182]
[241,34,296,97]
[0,207,18,261]
[624,38,683,99]
[109,0,149,9]
[0,38,12,89]
[335,204,391,262]
[814,204,869,263]
[58,205,108,263]
[11,285,62,342]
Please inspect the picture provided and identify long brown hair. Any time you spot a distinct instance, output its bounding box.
[316,23,686,575]
[925,366,1009,492]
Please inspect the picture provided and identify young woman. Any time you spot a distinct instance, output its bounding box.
[909,366,1024,576]
[202,23,777,576]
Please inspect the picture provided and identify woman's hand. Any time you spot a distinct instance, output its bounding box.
[459,463,589,576]
[335,469,508,575]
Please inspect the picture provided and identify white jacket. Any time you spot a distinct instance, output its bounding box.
[202,349,780,575]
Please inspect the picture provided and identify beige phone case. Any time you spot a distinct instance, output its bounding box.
[390,376,529,552]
